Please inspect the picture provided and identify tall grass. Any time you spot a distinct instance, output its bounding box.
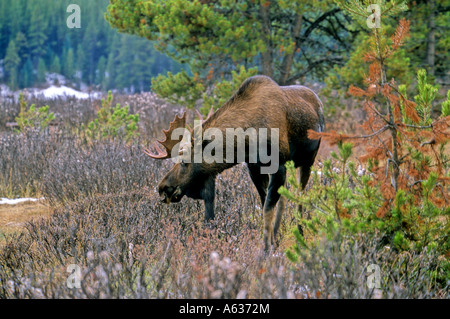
[1,188,443,298]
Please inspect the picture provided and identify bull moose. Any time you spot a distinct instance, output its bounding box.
[144,75,324,251]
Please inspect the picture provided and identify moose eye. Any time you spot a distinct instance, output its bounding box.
[179,158,187,168]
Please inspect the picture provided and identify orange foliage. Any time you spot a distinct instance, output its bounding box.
[391,19,410,52]
[206,67,214,81]
[311,18,449,219]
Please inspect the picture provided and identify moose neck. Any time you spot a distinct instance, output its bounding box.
[193,159,237,179]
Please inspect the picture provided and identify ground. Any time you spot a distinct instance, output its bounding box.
[0,201,51,245]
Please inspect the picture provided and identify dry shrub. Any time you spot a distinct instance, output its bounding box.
[0,129,65,197]
[1,184,445,298]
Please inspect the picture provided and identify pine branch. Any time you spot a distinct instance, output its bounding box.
[351,125,389,139]
[286,56,344,83]
[368,120,394,161]
[302,8,341,39]
[365,98,391,126]
[396,123,433,129]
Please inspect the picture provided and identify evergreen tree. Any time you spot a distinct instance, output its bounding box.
[103,52,116,90]
[64,48,75,80]
[36,58,47,84]
[28,2,48,60]
[405,0,450,79]
[50,56,61,74]
[106,0,351,108]
[7,0,24,40]
[0,1,7,58]
[20,58,34,88]
[115,36,134,91]
[82,21,98,85]
[14,32,29,66]
[132,37,155,92]
[96,55,107,86]
[75,44,86,85]
[0,0,182,90]
[4,39,21,89]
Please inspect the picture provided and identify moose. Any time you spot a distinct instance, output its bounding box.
[145,75,324,251]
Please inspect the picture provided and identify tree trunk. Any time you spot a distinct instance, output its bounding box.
[259,4,274,78]
[426,0,436,76]
[278,14,303,86]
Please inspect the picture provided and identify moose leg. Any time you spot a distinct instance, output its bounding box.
[263,165,286,251]
[297,142,319,234]
[300,165,312,190]
[247,163,269,207]
[296,166,311,235]
[273,193,286,240]
[201,177,216,222]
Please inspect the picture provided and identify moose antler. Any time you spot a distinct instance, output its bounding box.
[195,106,214,124]
[145,107,215,159]
[144,113,187,159]
[184,106,215,134]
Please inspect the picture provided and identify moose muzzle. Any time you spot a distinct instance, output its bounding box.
[159,185,183,203]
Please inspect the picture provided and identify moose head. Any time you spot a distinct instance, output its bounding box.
[144,108,216,211]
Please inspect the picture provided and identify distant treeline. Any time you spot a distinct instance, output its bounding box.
[0,0,182,92]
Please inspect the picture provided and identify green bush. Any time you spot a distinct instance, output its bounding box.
[15,93,55,132]
[82,91,139,142]
[280,141,449,288]
[280,142,381,256]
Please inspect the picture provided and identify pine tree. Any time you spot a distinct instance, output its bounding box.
[36,58,47,84]
[7,0,24,40]
[14,32,29,66]
[81,10,102,85]
[310,1,449,249]
[115,36,133,91]
[0,1,7,58]
[106,0,352,109]
[130,37,154,92]
[75,44,86,85]
[50,56,61,74]
[27,2,48,60]
[64,48,75,80]
[0,0,186,90]
[103,52,116,90]
[4,39,21,89]
[282,1,449,272]
[96,55,107,86]
[19,58,34,88]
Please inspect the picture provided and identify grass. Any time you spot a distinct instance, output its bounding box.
[0,201,51,246]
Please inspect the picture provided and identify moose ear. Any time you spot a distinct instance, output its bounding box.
[178,156,186,166]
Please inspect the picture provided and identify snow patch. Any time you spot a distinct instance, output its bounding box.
[0,84,13,97]
[0,198,45,205]
[0,72,102,101]
[35,85,91,100]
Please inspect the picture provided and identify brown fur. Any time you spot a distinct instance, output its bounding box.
[152,75,324,251]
